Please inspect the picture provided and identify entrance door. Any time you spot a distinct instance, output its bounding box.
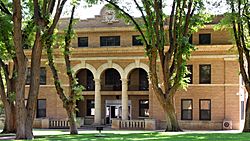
[105,100,131,124]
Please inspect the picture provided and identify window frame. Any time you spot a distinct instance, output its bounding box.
[181,99,193,120]
[199,99,211,120]
[199,33,211,45]
[132,35,143,46]
[139,100,149,117]
[36,99,46,118]
[26,67,46,85]
[199,64,211,84]
[100,36,120,46]
[78,37,88,47]
[86,99,95,116]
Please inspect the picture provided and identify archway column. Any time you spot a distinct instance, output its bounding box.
[94,79,102,125]
[121,78,129,120]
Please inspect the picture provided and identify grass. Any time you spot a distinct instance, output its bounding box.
[1,130,250,141]
[1,130,247,141]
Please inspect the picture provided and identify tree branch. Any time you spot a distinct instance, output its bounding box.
[105,0,149,48]
[0,0,11,16]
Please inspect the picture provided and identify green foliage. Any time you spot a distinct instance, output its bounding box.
[104,0,210,96]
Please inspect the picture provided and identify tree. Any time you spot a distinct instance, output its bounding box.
[11,0,68,138]
[104,0,209,131]
[0,4,16,133]
[45,5,84,134]
[225,0,250,131]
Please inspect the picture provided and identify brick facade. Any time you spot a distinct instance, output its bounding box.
[27,6,247,130]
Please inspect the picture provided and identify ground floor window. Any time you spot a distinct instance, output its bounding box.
[199,99,211,120]
[241,101,244,120]
[181,99,193,120]
[87,100,95,116]
[37,99,46,118]
[139,100,149,117]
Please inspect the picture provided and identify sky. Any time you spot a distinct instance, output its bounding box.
[61,0,228,20]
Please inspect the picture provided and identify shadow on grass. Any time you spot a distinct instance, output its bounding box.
[32,132,250,141]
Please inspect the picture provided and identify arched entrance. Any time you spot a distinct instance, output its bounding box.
[100,68,121,91]
[75,69,95,118]
[128,68,149,91]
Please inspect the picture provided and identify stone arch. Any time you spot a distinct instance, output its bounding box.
[124,62,149,79]
[96,62,124,79]
[72,62,97,79]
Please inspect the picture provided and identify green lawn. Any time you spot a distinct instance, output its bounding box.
[21,131,250,141]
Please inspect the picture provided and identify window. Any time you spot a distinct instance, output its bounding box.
[37,99,46,118]
[241,101,244,120]
[199,64,211,84]
[139,100,149,117]
[78,37,88,47]
[181,99,193,120]
[185,65,193,84]
[26,67,46,85]
[132,35,143,46]
[199,99,211,120]
[100,36,120,46]
[87,100,95,116]
[199,34,211,45]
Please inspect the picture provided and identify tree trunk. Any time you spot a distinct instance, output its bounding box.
[66,104,78,134]
[13,0,28,137]
[2,103,16,133]
[25,29,43,140]
[164,99,182,131]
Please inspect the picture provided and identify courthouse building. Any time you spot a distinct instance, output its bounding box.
[26,6,248,130]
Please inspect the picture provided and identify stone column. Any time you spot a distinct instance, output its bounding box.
[121,78,128,120]
[94,79,102,125]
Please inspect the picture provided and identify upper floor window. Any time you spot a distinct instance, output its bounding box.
[37,99,46,118]
[199,99,211,120]
[181,99,193,120]
[26,67,46,85]
[78,37,88,47]
[199,34,211,45]
[132,35,143,46]
[199,64,211,84]
[139,100,149,117]
[100,36,120,46]
[186,65,193,84]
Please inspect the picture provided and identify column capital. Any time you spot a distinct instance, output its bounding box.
[121,78,128,85]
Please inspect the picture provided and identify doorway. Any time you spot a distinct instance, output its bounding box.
[105,100,131,124]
